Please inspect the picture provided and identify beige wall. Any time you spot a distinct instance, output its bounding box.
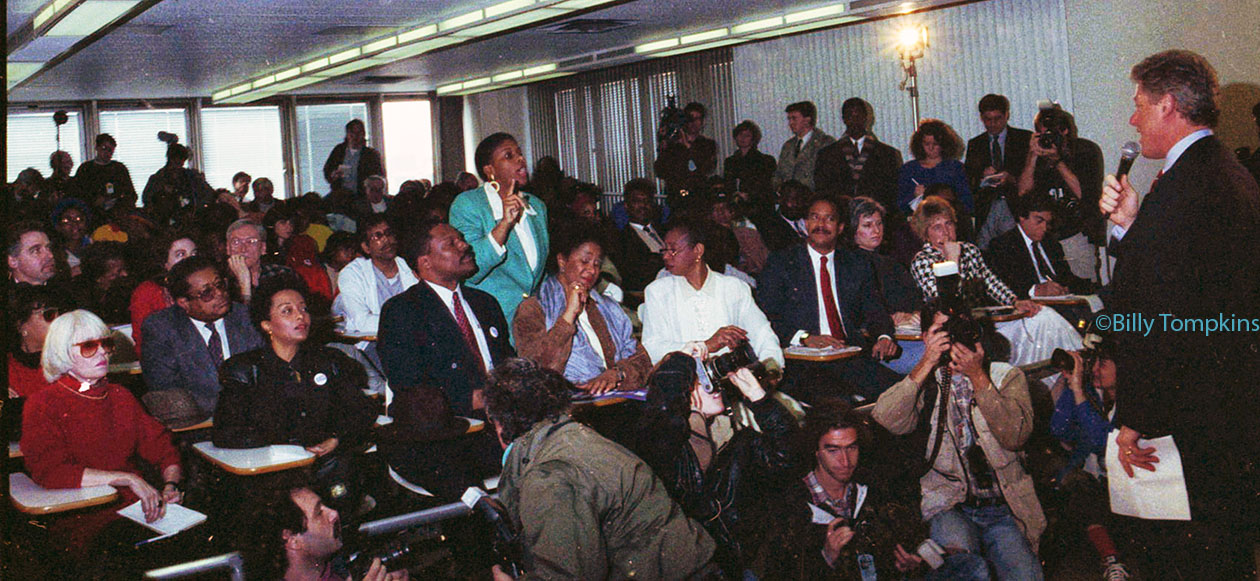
[464,86,532,173]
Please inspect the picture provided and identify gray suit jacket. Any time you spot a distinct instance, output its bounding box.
[141,303,264,415]
[773,129,836,190]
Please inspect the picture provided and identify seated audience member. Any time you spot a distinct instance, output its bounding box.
[871,302,1045,580]
[71,241,134,325]
[631,351,796,578]
[321,231,360,293]
[1017,105,1104,280]
[454,171,480,193]
[724,119,777,204]
[909,196,1081,365]
[237,485,409,581]
[264,202,300,260]
[378,222,513,497]
[757,196,902,403]
[1047,340,1134,580]
[925,183,976,243]
[512,231,651,392]
[22,310,183,520]
[213,278,376,474]
[247,177,279,216]
[225,171,251,208]
[701,196,759,289]
[350,175,391,221]
[142,255,264,416]
[848,197,926,375]
[769,400,988,580]
[1247,101,1260,184]
[52,198,92,273]
[747,179,811,253]
[987,193,1096,299]
[8,286,62,398]
[129,231,197,354]
[484,358,716,580]
[7,220,60,288]
[641,218,783,366]
[294,193,335,249]
[226,218,295,303]
[611,178,667,293]
[898,119,973,214]
[449,133,550,329]
[711,189,769,276]
[333,214,416,342]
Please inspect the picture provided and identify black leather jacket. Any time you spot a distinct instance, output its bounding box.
[633,395,798,578]
[212,345,377,450]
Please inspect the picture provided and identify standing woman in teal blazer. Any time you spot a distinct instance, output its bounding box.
[449,133,549,338]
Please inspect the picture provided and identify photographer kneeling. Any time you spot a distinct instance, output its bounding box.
[1046,338,1133,579]
[871,300,1045,581]
[630,346,798,579]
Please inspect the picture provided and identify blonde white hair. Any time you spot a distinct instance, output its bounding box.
[42,309,110,382]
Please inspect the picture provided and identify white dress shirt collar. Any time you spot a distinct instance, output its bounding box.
[424,280,495,371]
[1162,128,1213,174]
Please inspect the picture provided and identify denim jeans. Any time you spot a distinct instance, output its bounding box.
[929,504,1044,581]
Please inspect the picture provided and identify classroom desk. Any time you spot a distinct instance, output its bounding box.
[784,345,863,362]
[9,441,22,459]
[172,418,214,433]
[191,443,315,476]
[108,361,143,375]
[9,473,118,515]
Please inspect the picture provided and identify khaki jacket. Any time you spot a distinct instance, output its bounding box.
[871,362,1046,550]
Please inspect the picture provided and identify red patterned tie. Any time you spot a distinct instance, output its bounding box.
[452,290,485,373]
[819,256,846,340]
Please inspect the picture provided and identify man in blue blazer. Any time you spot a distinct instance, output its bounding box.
[757,196,902,403]
[378,221,515,497]
[449,134,549,334]
[141,255,264,416]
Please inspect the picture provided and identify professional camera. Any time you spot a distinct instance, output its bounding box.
[157,131,180,145]
[702,340,781,401]
[1036,106,1069,151]
[1051,348,1095,373]
[935,307,984,366]
[657,95,689,144]
[343,524,441,579]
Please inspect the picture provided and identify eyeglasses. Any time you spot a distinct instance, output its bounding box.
[59,215,85,224]
[35,307,61,323]
[228,237,262,249]
[191,278,229,302]
[662,245,691,257]
[75,337,116,358]
[367,230,395,242]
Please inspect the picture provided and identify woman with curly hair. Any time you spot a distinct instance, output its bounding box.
[897,119,972,214]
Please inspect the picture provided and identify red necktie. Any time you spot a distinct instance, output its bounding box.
[1149,170,1164,194]
[819,256,846,340]
[452,290,486,373]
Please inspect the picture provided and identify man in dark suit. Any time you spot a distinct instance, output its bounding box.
[1100,50,1260,579]
[987,193,1096,299]
[964,93,1033,226]
[757,196,902,403]
[610,178,666,294]
[745,179,810,253]
[378,220,515,497]
[814,98,903,211]
[323,118,384,198]
[141,255,264,416]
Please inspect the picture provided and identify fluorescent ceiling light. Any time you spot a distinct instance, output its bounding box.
[463,77,493,89]
[312,57,387,78]
[275,67,301,81]
[362,36,398,54]
[552,0,612,8]
[45,0,139,37]
[398,24,438,44]
[785,4,846,24]
[440,10,484,31]
[229,82,253,96]
[375,36,462,60]
[732,16,784,34]
[33,4,59,30]
[7,62,45,87]
[437,83,464,95]
[655,37,744,58]
[635,38,680,54]
[746,15,859,39]
[453,10,562,38]
[485,0,535,18]
[301,57,330,73]
[252,75,276,89]
[329,47,360,64]
[681,28,728,44]
[211,88,233,101]
[522,63,557,76]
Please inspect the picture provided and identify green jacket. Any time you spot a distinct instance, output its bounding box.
[500,415,715,580]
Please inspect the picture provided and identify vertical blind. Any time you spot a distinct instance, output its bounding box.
[382,99,436,187]
[98,108,190,196]
[200,106,286,194]
[528,49,735,196]
[731,0,1072,162]
[7,110,84,182]
[295,103,369,195]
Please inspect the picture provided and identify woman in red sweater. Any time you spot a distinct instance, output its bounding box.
[22,309,183,523]
[7,286,62,398]
[129,231,197,355]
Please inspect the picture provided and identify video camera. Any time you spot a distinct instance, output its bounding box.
[342,524,442,579]
[657,95,689,144]
[700,340,782,402]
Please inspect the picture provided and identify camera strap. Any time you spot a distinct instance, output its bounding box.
[919,370,950,477]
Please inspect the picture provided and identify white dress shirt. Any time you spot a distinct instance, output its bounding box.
[193,317,231,360]
[1111,128,1212,241]
[806,246,845,337]
[850,134,868,154]
[483,184,540,270]
[425,281,494,372]
[1018,225,1056,296]
[630,222,665,254]
[640,267,783,366]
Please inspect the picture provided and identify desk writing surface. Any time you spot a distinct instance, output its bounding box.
[784,345,862,362]
[10,473,118,515]
[192,442,315,475]
[108,361,142,375]
[9,441,22,459]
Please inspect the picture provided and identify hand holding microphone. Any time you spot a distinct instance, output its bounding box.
[1100,141,1141,230]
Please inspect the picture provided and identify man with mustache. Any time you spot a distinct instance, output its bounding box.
[756,196,903,404]
[377,221,514,497]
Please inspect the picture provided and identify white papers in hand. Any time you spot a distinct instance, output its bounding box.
[1106,431,1191,521]
[118,501,207,539]
[808,503,835,525]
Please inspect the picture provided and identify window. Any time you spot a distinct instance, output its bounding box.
[200,106,286,197]
[295,103,369,195]
[98,108,190,194]
[381,100,435,189]
[598,79,645,192]
[7,110,84,182]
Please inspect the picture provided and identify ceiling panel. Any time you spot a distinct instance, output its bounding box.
[8,0,856,102]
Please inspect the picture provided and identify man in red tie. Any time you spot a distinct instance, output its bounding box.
[756,196,903,403]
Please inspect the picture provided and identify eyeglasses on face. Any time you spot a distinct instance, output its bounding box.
[75,337,116,358]
[191,278,229,302]
[228,237,262,249]
[367,229,395,242]
[662,244,691,257]
[35,307,61,323]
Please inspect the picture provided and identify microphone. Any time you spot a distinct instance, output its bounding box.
[462,487,525,576]
[1116,141,1141,179]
